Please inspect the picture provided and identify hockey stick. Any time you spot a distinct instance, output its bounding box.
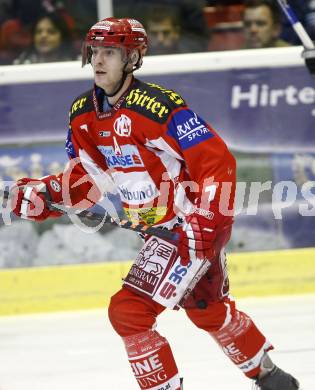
[276,0,315,74]
[1,189,179,242]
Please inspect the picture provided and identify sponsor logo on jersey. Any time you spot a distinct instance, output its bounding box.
[114,114,132,137]
[167,109,214,150]
[112,171,160,206]
[125,206,167,225]
[98,130,110,137]
[71,97,87,114]
[97,144,144,168]
[146,83,185,105]
[65,128,76,158]
[119,184,157,203]
[125,88,170,119]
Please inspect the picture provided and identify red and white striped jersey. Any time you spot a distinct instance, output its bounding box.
[64,78,236,230]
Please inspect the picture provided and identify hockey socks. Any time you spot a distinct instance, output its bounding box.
[123,329,181,390]
[210,311,273,378]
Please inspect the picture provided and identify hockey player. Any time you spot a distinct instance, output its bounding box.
[11,18,299,390]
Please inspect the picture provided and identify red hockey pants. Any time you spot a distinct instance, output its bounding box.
[108,226,272,389]
[108,287,272,390]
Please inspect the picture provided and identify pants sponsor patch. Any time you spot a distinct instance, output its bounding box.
[124,236,178,299]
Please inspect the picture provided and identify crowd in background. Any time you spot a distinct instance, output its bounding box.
[0,0,314,64]
[0,0,97,64]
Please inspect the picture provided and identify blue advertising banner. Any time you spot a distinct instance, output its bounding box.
[0,60,314,255]
[0,80,92,144]
[151,67,315,153]
[0,66,313,152]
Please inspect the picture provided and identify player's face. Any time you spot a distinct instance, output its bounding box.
[243,6,280,48]
[91,46,126,93]
[34,18,62,54]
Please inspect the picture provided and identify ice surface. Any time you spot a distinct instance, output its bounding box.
[0,294,314,390]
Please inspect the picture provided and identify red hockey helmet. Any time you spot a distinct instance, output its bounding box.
[82,17,148,69]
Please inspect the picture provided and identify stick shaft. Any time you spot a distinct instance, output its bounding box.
[2,190,178,242]
[276,0,315,49]
[49,200,178,241]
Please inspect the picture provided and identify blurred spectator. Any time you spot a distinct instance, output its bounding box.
[0,0,36,64]
[0,0,75,64]
[13,13,77,64]
[242,0,291,48]
[113,0,209,55]
[146,7,181,55]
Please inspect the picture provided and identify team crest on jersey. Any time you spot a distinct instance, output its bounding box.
[167,109,214,150]
[114,114,132,137]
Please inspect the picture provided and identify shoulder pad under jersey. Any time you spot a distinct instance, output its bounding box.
[69,89,94,121]
[123,80,186,124]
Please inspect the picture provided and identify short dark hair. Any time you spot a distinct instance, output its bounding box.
[30,12,76,58]
[32,12,73,43]
[244,0,282,25]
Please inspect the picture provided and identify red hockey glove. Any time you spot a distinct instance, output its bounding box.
[176,209,216,266]
[11,176,63,221]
